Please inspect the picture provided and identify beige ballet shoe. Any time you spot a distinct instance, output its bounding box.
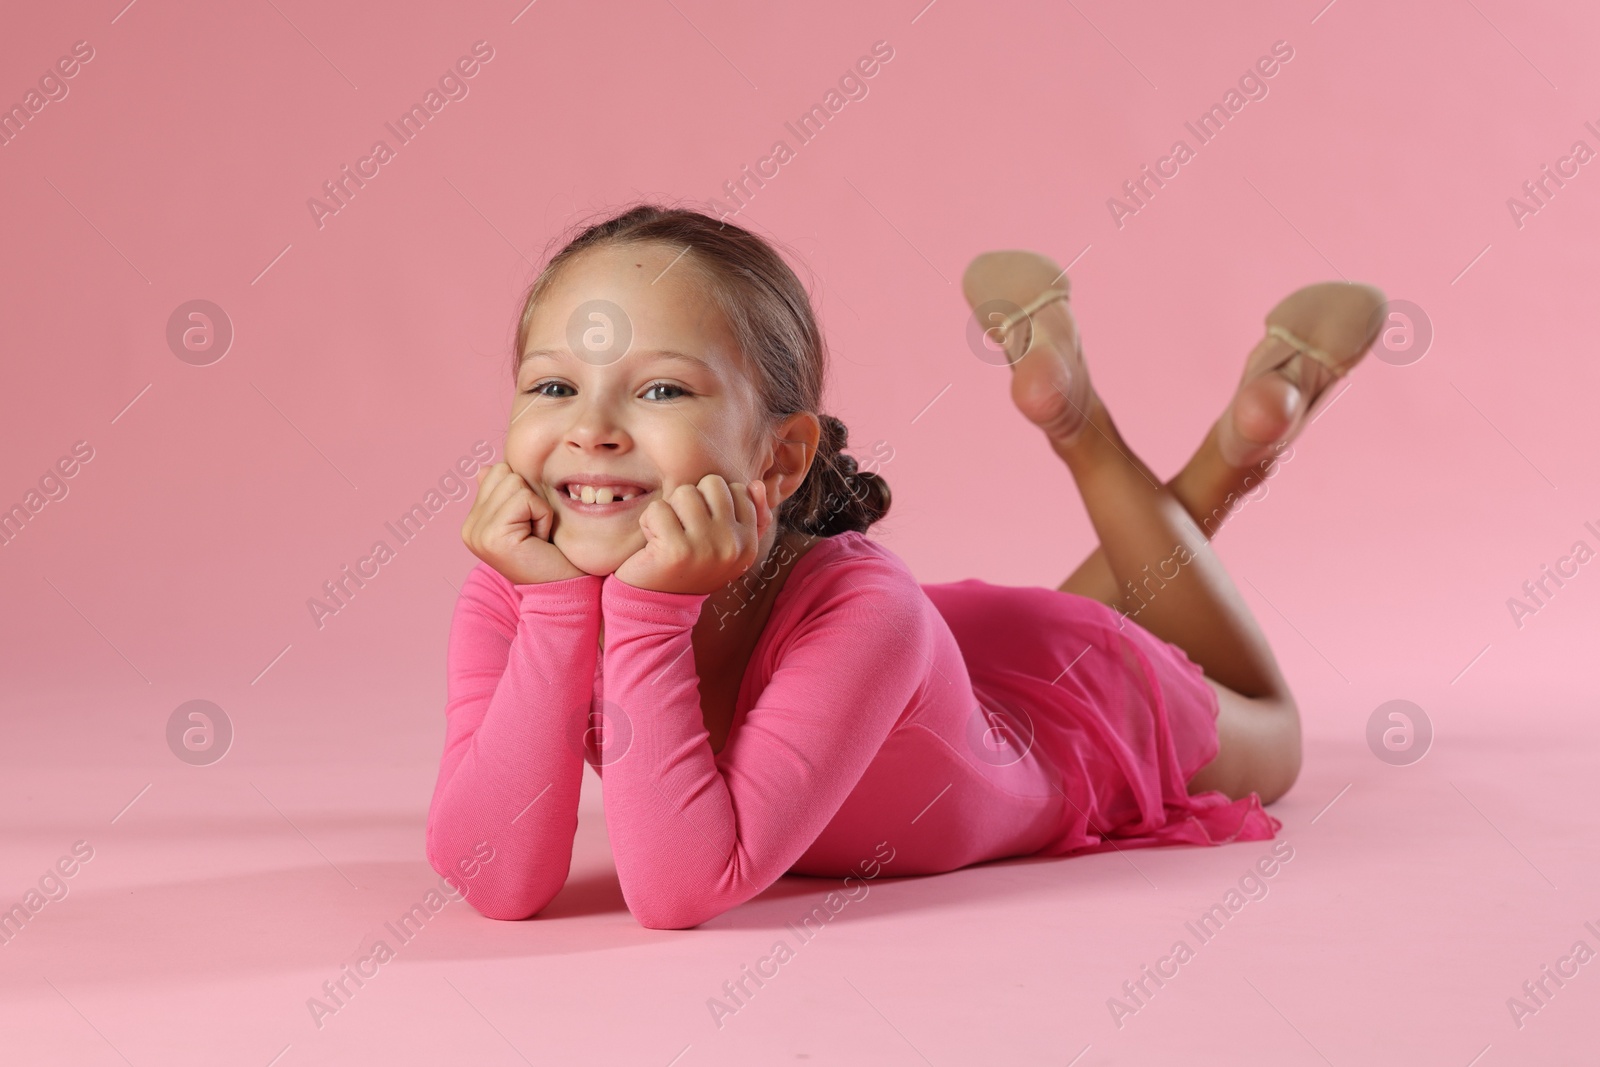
[1215,281,1388,469]
[962,250,1094,445]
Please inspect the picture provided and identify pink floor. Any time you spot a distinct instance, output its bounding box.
[3,663,1596,1065]
[4,0,1599,1062]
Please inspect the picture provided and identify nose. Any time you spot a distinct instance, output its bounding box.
[563,392,628,452]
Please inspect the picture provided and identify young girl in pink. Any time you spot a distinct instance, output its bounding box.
[426,204,1385,930]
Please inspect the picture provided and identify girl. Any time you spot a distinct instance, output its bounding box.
[426,204,1385,930]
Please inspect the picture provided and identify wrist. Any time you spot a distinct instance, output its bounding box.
[600,572,708,626]
[515,572,603,613]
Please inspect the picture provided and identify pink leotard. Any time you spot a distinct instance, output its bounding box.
[426,530,1280,930]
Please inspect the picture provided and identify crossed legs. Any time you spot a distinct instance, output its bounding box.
[960,254,1383,806]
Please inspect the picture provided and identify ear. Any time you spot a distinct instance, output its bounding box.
[758,412,821,511]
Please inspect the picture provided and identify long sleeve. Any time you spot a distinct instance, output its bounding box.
[595,566,931,930]
[425,563,602,920]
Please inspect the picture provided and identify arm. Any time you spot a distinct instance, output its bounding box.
[425,563,602,919]
[595,566,930,930]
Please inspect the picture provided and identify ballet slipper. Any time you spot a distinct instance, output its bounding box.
[961,251,1095,445]
[1214,281,1388,469]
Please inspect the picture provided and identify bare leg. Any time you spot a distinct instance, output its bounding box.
[1059,424,1286,604]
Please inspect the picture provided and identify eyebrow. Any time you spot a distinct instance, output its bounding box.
[519,348,718,374]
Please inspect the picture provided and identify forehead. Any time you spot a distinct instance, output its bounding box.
[524,242,740,362]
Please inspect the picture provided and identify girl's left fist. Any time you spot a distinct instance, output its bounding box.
[613,474,773,595]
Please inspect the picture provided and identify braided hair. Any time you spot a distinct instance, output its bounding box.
[781,413,891,537]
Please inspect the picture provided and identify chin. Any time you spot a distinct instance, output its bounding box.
[551,530,636,577]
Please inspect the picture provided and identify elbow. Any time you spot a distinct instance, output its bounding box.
[451,877,561,923]
[463,893,547,922]
[618,860,757,930]
[456,877,549,921]
[634,907,706,931]
[426,840,561,922]
[626,890,724,931]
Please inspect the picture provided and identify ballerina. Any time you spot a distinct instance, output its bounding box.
[427,203,1385,929]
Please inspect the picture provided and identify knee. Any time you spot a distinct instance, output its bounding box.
[1255,703,1302,805]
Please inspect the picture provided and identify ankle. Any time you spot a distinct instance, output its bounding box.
[1051,394,1119,468]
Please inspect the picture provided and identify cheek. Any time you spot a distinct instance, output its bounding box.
[670,409,756,469]
[633,422,711,478]
[503,415,549,461]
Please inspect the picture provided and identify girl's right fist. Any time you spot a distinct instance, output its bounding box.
[461,463,586,585]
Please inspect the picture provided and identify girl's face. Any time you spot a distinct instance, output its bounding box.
[509,241,783,578]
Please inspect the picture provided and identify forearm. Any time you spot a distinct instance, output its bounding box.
[596,577,751,928]
[427,573,601,919]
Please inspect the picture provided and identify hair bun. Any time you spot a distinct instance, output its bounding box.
[818,413,848,455]
[787,414,890,538]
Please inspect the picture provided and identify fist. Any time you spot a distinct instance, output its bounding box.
[461,462,587,586]
[613,475,772,595]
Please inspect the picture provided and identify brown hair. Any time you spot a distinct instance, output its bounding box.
[511,203,890,538]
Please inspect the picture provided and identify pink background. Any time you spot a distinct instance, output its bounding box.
[2,0,1596,1063]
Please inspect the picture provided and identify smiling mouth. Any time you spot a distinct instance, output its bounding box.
[553,482,654,513]
[562,483,647,504]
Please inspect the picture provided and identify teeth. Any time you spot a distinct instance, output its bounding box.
[567,483,640,504]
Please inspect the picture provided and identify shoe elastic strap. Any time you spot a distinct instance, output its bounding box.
[1265,324,1338,373]
[997,287,1069,338]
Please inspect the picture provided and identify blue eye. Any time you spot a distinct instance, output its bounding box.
[522,380,573,397]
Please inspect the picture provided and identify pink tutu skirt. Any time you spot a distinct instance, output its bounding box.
[920,578,1282,856]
